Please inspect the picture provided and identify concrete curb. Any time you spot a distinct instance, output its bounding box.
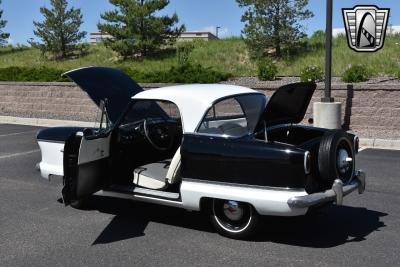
[1,115,399,150]
[360,138,400,151]
[0,116,94,128]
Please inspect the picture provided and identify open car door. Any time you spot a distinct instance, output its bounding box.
[62,130,111,206]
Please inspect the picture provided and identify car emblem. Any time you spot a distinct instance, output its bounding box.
[342,5,390,52]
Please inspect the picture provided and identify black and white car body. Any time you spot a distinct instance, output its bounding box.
[37,67,366,238]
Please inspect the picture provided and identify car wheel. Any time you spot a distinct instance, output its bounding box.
[210,199,259,239]
[318,130,355,184]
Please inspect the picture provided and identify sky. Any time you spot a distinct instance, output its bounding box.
[2,0,400,45]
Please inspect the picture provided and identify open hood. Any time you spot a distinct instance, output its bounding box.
[262,82,316,127]
[63,67,143,123]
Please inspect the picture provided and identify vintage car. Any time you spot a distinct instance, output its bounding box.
[37,67,366,239]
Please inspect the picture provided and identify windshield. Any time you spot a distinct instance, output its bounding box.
[197,94,266,138]
[121,99,180,125]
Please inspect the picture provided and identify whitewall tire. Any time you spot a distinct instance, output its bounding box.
[210,199,260,239]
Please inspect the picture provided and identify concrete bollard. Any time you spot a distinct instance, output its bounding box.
[313,102,342,129]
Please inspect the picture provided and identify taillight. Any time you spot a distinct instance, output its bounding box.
[304,151,311,174]
[354,136,359,154]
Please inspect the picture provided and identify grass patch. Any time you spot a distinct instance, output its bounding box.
[0,35,399,82]
[278,34,400,77]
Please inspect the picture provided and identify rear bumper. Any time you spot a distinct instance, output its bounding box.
[287,170,366,209]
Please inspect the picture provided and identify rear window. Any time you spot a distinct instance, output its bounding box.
[197,94,266,137]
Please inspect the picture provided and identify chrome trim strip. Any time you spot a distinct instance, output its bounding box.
[95,190,184,208]
[182,178,305,192]
[108,184,181,200]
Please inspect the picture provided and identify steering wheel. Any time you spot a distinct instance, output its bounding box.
[143,117,175,151]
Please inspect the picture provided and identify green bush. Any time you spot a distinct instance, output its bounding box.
[0,64,230,83]
[300,65,324,82]
[121,63,231,83]
[396,69,400,80]
[0,66,67,82]
[257,58,278,81]
[342,64,370,83]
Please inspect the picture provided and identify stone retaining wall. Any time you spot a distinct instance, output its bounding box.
[0,81,399,139]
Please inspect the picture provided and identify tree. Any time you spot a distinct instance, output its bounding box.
[237,0,313,58]
[0,0,10,46]
[98,0,185,59]
[30,0,86,60]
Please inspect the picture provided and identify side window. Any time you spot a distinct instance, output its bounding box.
[205,98,244,119]
[198,98,248,137]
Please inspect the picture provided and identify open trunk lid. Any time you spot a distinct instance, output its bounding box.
[261,82,316,127]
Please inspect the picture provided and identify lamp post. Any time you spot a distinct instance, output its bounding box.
[313,0,342,129]
[216,26,221,38]
[323,0,334,102]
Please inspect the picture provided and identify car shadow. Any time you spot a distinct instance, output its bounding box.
[256,205,387,248]
[83,196,386,247]
[84,196,212,245]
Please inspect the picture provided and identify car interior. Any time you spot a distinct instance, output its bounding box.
[108,96,266,193]
[109,100,184,192]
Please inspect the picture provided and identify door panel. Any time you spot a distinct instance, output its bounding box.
[78,134,110,165]
[62,132,111,205]
[181,134,307,189]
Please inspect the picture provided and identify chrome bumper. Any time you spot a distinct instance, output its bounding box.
[287,170,366,209]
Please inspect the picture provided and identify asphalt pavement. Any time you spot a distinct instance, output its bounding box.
[0,123,399,266]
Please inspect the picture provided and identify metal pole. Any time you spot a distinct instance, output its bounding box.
[323,0,334,102]
[216,26,221,38]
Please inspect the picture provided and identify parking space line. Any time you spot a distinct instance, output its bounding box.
[0,149,40,160]
[0,130,37,138]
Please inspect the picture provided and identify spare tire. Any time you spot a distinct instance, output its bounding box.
[318,130,355,184]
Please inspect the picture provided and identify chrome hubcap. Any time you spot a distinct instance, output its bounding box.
[223,201,244,221]
[337,148,352,174]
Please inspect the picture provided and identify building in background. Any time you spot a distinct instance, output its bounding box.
[332,25,400,38]
[90,32,113,45]
[177,31,219,41]
[90,31,219,45]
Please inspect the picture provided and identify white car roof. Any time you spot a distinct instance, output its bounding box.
[132,84,262,133]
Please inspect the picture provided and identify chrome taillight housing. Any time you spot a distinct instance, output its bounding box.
[304,151,311,174]
[354,136,359,154]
